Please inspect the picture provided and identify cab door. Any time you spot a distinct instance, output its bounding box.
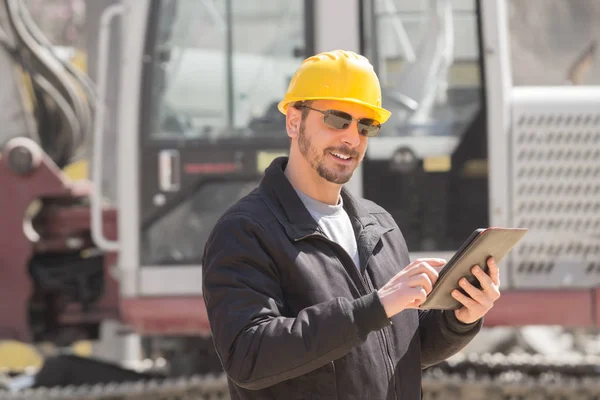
[116,0,313,333]
[360,0,489,256]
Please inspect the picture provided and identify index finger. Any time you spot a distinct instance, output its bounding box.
[433,265,445,274]
[412,258,447,267]
[391,258,446,282]
[409,261,443,286]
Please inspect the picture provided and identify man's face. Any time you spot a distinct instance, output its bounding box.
[294,100,378,185]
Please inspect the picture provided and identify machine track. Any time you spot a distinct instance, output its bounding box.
[423,352,600,399]
[2,353,600,399]
[0,373,230,400]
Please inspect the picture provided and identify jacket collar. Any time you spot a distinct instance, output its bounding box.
[258,157,392,241]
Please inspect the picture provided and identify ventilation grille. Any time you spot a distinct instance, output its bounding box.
[510,110,600,288]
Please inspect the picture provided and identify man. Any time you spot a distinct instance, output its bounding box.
[202,50,500,399]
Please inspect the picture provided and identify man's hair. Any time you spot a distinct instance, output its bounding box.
[292,100,314,122]
[288,100,314,146]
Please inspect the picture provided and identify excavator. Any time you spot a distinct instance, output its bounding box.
[0,0,599,398]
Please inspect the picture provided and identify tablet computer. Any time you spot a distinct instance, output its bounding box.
[418,227,528,310]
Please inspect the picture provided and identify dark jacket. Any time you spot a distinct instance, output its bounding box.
[202,157,482,400]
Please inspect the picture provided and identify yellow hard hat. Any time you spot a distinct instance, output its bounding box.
[278,50,391,123]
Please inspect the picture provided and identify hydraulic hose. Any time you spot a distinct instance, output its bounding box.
[0,0,96,168]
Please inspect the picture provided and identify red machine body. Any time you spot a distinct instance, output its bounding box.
[0,138,119,343]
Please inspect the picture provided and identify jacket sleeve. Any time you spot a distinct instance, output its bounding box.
[418,309,482,368]
[201,214,391,390]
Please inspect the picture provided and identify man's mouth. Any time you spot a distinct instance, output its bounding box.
[330,151,351,160]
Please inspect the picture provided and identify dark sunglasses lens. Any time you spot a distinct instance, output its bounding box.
[323,110,352,129]
[358,119,380,137]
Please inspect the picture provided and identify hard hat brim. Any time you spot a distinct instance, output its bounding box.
[278,96,392,124]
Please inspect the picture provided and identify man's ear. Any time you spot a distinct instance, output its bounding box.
[286,106,302,140]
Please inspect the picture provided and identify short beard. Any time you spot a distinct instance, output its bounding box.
[298,120,356,184]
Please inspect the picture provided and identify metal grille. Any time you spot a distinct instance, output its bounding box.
[509,88,600,288]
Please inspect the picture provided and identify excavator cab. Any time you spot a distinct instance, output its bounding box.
[112,0,490,340]
[107,0,311,337]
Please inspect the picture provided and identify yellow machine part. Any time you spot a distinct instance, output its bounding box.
[0,340,94,372]
[70,48,87,73]
[63,159,89,180]
[0,341,43,371]
[61,47,90,181]
[58,47,90,181]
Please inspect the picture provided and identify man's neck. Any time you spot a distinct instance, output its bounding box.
[284,154,341,206]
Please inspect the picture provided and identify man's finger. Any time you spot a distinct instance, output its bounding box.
[414,286,427,301]
[487,257,500,286]
[472,265,495,292]
[389,259,446,287]
[433,265,445,273]
[458,278,487,304]
[405,262,440,285]
[408,274,433,295]
[411,258,446,267]
[405,287,427,309]
[451,289,479,309]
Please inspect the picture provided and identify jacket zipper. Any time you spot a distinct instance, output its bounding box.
[362,270,398,400]
[331,361,338,398]
[295,233,397,399]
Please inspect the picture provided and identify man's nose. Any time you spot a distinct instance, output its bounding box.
[340,121,361,147]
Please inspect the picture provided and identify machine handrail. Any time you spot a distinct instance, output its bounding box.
[91,3,124,252]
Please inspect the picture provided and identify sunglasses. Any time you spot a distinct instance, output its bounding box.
[295,105,381,137]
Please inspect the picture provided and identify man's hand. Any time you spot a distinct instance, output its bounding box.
[378,258,446,318]
[451,257,501,324]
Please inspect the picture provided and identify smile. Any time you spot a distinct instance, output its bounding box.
[330,152,351,160]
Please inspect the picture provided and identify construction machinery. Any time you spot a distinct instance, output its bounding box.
[0,0,599,398]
